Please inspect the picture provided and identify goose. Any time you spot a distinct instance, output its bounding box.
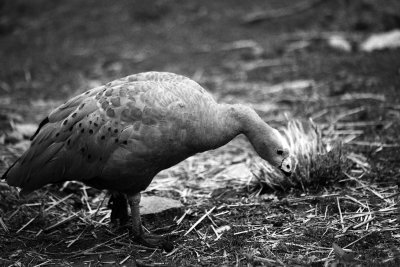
[2,71,293,251]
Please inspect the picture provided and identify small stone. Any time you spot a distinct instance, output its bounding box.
[140,196,183,215]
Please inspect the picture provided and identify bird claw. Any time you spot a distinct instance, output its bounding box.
[133,233,174,252]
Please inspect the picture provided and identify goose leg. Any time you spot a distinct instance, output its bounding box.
[108,192,129,226]
[128,193,173,252]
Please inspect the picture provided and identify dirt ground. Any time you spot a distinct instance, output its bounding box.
[0,0,400,266]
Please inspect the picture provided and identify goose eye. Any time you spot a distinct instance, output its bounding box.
[277,149,284,155]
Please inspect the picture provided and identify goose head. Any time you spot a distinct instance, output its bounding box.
[258,128,294,177]
[225,104,295,177]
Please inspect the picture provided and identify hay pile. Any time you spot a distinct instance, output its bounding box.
[251,119,349,192]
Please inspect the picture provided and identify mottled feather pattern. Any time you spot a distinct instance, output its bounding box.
[5,72,221,194]
[2,71,294,254]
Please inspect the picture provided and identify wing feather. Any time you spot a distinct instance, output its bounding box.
[5,72,217,193]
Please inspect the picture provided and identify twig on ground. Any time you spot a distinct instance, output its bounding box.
[44,214,77,232]
[44,194,73,212]
[184,206,216,236]
[119,255,131,265]
[336,197,345,231]
[16,216,38,233]
[0,217,9,233]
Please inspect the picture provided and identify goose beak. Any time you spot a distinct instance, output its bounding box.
[280,157,293,177]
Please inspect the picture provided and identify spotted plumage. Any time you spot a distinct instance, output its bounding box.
[4,72,220,193]
[2,71,294,251]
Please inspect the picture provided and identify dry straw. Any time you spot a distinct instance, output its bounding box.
[251,119,348,192]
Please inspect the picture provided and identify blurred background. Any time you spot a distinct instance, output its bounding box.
[1,0,399,100]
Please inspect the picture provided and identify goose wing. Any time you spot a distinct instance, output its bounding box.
[4,72,211,193]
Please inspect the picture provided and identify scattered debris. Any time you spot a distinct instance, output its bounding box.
[220,40,264,58]
[286,40,311,52]
[360,29,400,52]
[239,59,288,72]
[339,93,386,102]
[184,206,215,236]
[0,216,9,233]
[327,35,352,52]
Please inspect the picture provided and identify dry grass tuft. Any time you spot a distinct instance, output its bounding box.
[252,119,350,192]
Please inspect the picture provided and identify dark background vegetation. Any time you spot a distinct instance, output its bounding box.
[0,0,399,266]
